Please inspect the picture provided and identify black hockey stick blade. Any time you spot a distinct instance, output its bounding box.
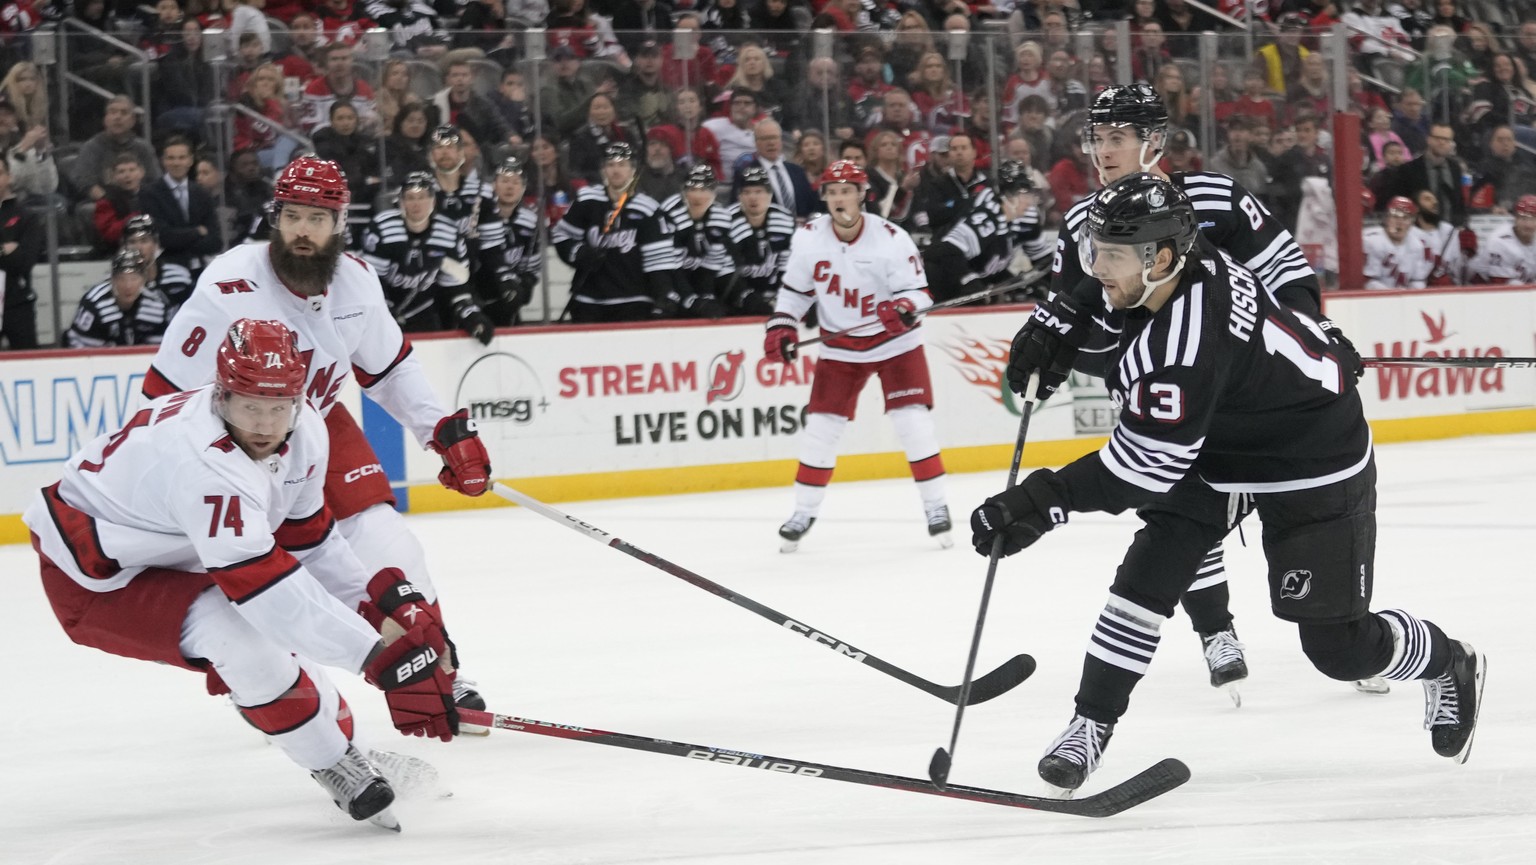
[956,653,1037,705]
[929,745,955,788]
[1364,356,1536,368]
[460,709,1190,818]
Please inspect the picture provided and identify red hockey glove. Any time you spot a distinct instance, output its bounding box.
[876,298,918,334]
[764,322,798,364]
[1459,228,1478,258]
[428,410,491,497]
[357,568,457,671]
[363,625,459,741]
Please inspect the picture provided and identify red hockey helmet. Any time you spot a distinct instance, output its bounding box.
[1385,196,1418,217]
[819,159,868,190]
[1516,195,1536,217]
[271,156,351,234]
[215,318,307,400]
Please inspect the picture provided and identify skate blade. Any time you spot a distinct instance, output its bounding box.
[1224,682,1242,708]
[1041,782,1077,800]
[932,530,954,549]
[1453,651,1488,766]
[779,538,800,553]
[367,807,401,832]
[1353,677,1391,695]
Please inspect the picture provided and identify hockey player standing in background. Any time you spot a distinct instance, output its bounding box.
[362,170,494,344]
[920,149,1026,303]
[553,142,680,322]
[724,165,796,316]
[476,156,540,325]
[1469,194,1536,283]
[145,157,494,717]
[972,175,1486,796]
[121,215,195,313]
[64,248,170,348]
[1410,191,1470,286]
[30,320,458,828]
[660,163,731,320]
[1362,196,1431,289]
[428,125,487,250]
[765,160,952,551]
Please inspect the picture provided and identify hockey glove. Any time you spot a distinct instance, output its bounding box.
[1318,318,1365,383]
[573,243,604,270]
[1008,294,1091,401]
[454,298,495,346]
[969,469,1070,558]
[764,317,798,364]
[688,294,727,320]
[358,568,457,671]
[363,625,459,741]
[876,297,919,334]
[498,273,534,308]
[429,409,492,496]
[651,289,684,319]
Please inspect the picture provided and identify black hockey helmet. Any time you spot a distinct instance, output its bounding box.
[683,162,718,190]
[123,213,158,241]
[1080,173,1198,307]
[429,124,462,148]
[604,141,637,164]
[1086,84,1169,137]
[111,247,148,276]
[494,155,526,178]
[996,159,1033,194]
[398,171,438,205]
[738,165,771,189]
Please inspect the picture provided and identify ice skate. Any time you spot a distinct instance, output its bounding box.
[1199,625,1248,708]
[1353,676,1391,695]
[312,744,399,831]
[1037,714,1114,798]
[925,503,954,549]
[453,676,490,735]
[778,512,816,553]
[1423,640,1487,764]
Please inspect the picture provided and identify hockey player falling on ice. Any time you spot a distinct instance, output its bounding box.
[1008,83,1382,702]
[764,159,952,551]
[144,157,494,714]
[26,320,459,829]
[971,175,1486,797]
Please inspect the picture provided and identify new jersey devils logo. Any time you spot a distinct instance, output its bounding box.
[706,350,746,404]
[1280,569,1313,601]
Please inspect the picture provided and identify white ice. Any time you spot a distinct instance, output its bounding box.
[5,433,1536,864]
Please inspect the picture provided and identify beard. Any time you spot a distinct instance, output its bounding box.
[270,228,343,294]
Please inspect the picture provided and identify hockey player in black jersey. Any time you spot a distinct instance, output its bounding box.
[121,215,195,314]
[971,175,1486,796]
[64,248,170,348]
[1008,83,1375,702]
[476,156,540,325]
[921,151,1030,304]
[1001,160,1055,292]
[552,142,680,323]
[428,125,488,247]
[361,171,494,344]
[660,163,731,320]
[723,166,796,316]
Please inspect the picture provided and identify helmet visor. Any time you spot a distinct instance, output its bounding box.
[1079,234,1156,284]
[217,390,302,437]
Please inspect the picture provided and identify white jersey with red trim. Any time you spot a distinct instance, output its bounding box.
[21,387,380,673]
[776,213,932,364]
[1411,222,1465,285]
[1469,230,1536,284]
[146,242,447,447]
[1361,226,1430,289]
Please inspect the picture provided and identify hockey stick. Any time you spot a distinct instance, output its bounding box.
[492,483,1036,705]
[929,372,1041,788]
[458,708,1190,818]
[1363,356,1536,368]
[792,269,1048,351]
[559,173,640,322]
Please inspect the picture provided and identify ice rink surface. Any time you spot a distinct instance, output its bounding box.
[4,433,1535,865]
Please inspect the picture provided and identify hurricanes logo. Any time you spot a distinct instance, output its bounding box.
[1280,569,1313,601]
[706,350,746,404]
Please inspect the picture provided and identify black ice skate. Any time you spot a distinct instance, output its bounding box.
[312,744,399,831]
[1037,714,1114,798]
[925,503,954,549]
[778,512,816,553]
[453,677,489,735]
[1199,625,1248,708]
[1423,640,1487,764]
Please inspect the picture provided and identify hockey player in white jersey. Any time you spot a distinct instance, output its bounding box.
[765,159,952,550]
[1470,194,1536,284]
[26,319,459,828]
[143,157,493,713]
[1362,196,1432,289]
[1409,191,1470,286]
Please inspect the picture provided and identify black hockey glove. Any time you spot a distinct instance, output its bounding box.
[1007,294,1092,402]
[687,293,727,320]
[573,243,604,270]
[1318,318,1365,383]
[453,298,495,346]
[651,289,684,319]
[498,273,534,309]
[969,469,1070,558]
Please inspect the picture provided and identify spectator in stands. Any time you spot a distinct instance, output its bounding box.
[1393,87,1430,154]
[1271,111,1332,231]
[1370,139,1410,202]
[1126,0,1158,29]
[1459,22,1496,75]
[649,87,723,175]
[838,138,867,168]
[618,40,676,130]
[72,97,160,204]
[491,68,532,145]
[1,61,48,134]
[1155,64,1198,133]
[866,128,913,223]
[873,88,933,171]
[1161,129,1202,173]
[607,0,676,56]
[0,99,56,198]
[301,42,378,134]
[1347,68,1391,119]
[1210,115,1271,197]
[1038,7,1074,59]
[727,43,789,119]
[567,93,641,184]
[142,136,223,276]
[1047,49,1090,115]
[541,45,599,137]
[1157,0,1221,59]
[225,31,270,102]
[153,18,220,140]
[1515,20,1536,81]
[704,89,761,182]
[317,0,377,45]
[1287,52,1332,122]
[364,0,443,55]
[314,101,381,242]
[1225,66,1278,131]
[227,0,273,53]
[848,44,894,132]
[1046,132,1094,217]
[273,11,323,83]
[458,0,522,57]
[1015,95,1054,174]
[700,0,750,74]
[637,134,683,201]
[224,148,271,245]
[1085,52,1112,96]
[434,58,513,149]
[793,129,828,183]
[1344,0,1415,73]
[1405,25,1479,118]
[1465,53,1536,153]
[1130,22,1172,84]
[384,103,432,189]
[0,159,42,349]
[528,130,584,225]
[1004,41,1052,123]
[235,64,299,172]
[753,0,805,64]
[660,12,721,93]
[910,51,969,136]
[1366,107,1409,173]
[1381,122,1469,225]
[1430,0,1470,33]
[1257,14,1312,95]
[1473,124,1536,213]
[961,91,996,170]
[730,118,815,219]
[93,153,145,250]
[889,10,937,88]
[140,0,185,61]
[64,249,169,348]
[783,57,857,144]
[374,59,421,138]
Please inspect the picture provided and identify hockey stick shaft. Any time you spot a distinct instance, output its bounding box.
[930,373,1040,787]
[792,270,1047,350]
[492,483,1034,705]
[1363,356,1536,368]
[458,708,1190,818]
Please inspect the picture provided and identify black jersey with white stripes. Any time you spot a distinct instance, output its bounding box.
[1055,238,1370,515]
[552,185,678,306]
[64,281,170,348]
[476,198,540,283]
[361,209,469,322]
[725,203,795,289]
